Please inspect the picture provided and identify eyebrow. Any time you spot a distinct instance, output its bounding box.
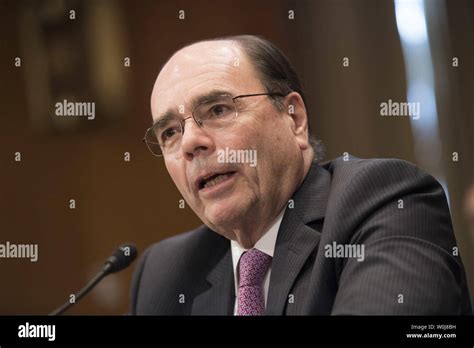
[152,112,177,129]
[191,89,233,108]
[152,89,233,128]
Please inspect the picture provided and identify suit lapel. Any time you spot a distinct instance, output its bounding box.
[191,243,235,315]
[266,163,331,315]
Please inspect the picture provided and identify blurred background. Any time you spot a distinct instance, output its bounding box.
[0,0,473,314]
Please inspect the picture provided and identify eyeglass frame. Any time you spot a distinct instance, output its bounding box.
[142,92,287,157]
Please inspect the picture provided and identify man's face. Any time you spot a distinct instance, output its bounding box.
[150,40,305,239]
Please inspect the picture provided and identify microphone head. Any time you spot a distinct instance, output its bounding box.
[105,243,138,274]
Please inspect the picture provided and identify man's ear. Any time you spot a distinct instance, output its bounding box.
[284,92,310,150]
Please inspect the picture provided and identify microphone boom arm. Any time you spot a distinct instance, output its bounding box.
[49,244,137,316]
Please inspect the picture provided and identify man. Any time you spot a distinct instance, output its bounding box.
[130,35,471,315]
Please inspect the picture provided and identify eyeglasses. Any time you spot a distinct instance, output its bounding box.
[143,92,285,157]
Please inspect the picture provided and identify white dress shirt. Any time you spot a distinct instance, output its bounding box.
[231,207,286,315]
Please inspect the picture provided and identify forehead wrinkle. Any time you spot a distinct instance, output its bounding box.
[159,63,241,94]
[153,88,235,128]
[152,80,234,122]
[153,72,238,121]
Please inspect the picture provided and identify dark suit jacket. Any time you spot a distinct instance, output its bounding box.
[130,156,472,315]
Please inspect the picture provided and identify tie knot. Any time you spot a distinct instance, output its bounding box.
[238,248,272,287]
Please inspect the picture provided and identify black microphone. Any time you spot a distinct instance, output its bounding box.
[49,243,138,316]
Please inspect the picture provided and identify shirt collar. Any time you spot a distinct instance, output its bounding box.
[230,207,286,288]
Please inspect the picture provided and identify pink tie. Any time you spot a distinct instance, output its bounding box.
[237,248,272,316]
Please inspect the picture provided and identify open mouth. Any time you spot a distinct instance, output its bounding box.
[197,171,236,190]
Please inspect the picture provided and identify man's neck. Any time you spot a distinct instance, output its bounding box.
[232,204,287,249]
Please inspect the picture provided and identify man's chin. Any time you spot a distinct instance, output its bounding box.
[202,197,251,229]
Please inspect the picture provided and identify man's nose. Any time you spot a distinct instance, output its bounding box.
[180,117,215,159]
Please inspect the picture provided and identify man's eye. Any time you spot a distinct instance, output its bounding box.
[210,104,232,117]
[161,127,180,142]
